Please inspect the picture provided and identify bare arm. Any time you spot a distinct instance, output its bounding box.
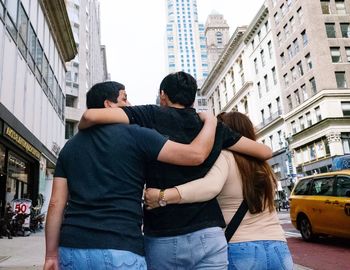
[227,136,272,160]
[78,108,129,130]
[44,178,68,270]
[145,152,230,209]
[157,112,216,166]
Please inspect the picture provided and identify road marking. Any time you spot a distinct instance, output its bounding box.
[285,231,301,238]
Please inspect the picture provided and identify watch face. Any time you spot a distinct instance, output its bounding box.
[159,200,167,207]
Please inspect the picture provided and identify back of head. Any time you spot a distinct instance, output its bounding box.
[218,111,277,214]
[86,81,125,109]
[159,71,197,107]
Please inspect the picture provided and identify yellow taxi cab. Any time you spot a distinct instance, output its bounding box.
[289,170,350,241]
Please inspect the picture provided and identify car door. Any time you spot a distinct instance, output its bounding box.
[308,176,336,234]
[333,175,350,237]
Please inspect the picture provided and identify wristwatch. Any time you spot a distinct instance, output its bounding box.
[158,189,167,207]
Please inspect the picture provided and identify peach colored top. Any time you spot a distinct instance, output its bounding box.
[176,150,286,243]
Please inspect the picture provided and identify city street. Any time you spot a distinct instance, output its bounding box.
[279,211,350,270]
[0,211,348,269]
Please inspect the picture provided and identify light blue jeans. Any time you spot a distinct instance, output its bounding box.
[58,247,146,270]
[228,240,293,270]
[144,227,228,270]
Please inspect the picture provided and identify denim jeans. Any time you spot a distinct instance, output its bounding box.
[58,247,146,270]
[144,227,228,270]
[228,240,293,270]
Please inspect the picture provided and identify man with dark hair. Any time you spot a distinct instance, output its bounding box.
[44,81,217,270]
[78,73,272,269]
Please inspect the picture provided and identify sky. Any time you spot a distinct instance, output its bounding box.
[99,0,265,105]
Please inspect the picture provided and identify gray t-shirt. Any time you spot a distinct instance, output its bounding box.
[54,124,167,256]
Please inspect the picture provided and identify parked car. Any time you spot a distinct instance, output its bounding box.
[289,170,350,241]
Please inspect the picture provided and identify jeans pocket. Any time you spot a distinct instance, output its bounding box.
[228,243,258,270]
[273,243,293,270]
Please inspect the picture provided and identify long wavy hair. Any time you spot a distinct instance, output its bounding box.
[218,111,277,213]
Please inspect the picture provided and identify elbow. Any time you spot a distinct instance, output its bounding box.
[262,147,273,160]
[191,151,207,165]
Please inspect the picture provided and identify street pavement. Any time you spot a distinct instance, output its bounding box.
[0,213,346,269]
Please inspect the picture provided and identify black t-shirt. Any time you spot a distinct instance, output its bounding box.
[54,124,167,256]
[122,105,242,236]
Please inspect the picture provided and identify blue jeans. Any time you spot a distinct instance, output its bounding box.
[59,247,146,270]
[144,227,228,270]
[228,240,293,270]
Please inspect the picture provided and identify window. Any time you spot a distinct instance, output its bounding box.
[310,77,317,94]
[299,115,305,130]
[258,82,262,98]
[305,53,313,69]
[335,176,350,196]
[291,120,297,133]
[280,52,286,66]
[260,50,265,66]
[315,106,322,121]
[65,121,76,139]
[340,23,350,38]
[297,7,303,24]
[310,177,335,195]
[251,39,255,49]
[294,179,312,195]
[284,73,289,87]
[284,24,290,39]
[335,0,346,14]
[281,4,287,16]
[335,72,347,88]
[268,103,272,116]
[346,47,350,62]
[274,12,280,25]
[301,84,308,100]
[261,109,265,122]
[276,97,282,112]
[265,21,270,32]
[254,58,258,74]
[325,23,336,38]
[331,47,342,62]
[295,89,301,104]
[66,95,77,108]
[257,30,261,42]
[293,39,299,54]
[277,32,282,47]
[342,102,350,116]
[341,133,350,154]
[290,17,295,33]
[216,32,223,45]
[297,61,304,76]
[306,112,312,126]
[268,41,272,59]
[291,67,297,82]
[301,30,308,46]
[321,0,331,14]
[287,95,293,110]
[288,45,294,59]
[264,75,269,92]
[272,67,277,85]
[6,0,18,22]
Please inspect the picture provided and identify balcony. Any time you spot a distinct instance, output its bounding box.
[256,110,282,131]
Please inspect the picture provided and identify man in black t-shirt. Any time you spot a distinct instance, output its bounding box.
[43,81,217,270]
[78,72,272,269]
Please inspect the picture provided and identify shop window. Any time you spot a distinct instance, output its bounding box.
[0,144,5,174]
[7,153,29,202]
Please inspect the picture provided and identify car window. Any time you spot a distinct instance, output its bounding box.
[335,176,350,197]
[310,177,334,196]
[294,179,312,195]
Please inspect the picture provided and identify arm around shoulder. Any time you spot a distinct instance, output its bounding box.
[78,108,129,130]
[227,136,272,160]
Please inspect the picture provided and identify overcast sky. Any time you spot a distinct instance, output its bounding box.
[99,0,265,105]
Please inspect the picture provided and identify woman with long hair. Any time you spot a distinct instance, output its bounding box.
[145,111,293,270]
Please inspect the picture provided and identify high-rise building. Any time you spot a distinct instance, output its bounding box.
[65,0,108,139]
[165,0,209,111]
[0,0,76,216]
[205,11,230,72]
[267,0,350,176]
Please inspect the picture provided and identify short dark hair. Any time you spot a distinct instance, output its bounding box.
[86,81,125,109]
[159,71,197,107]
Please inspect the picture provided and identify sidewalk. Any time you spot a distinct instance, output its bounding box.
[0,230,312,270]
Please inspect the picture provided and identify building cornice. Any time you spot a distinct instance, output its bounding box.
[200,26,247,96]
[243,6,269,44]
[284,89,350,121]
[221,81,253,112]
[40,0,77,62]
